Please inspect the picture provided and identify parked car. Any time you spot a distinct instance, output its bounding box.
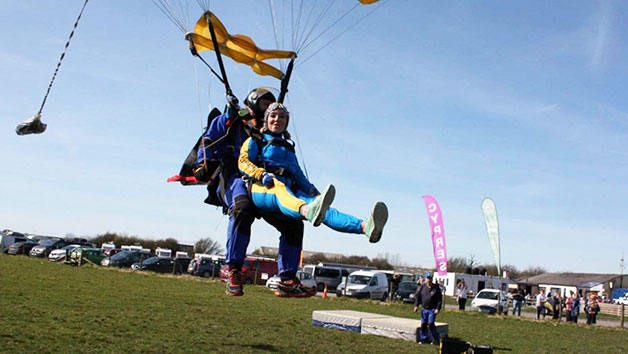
[70,247,106,265]
[470,289,509,314]
[0,230,28,253]
[174,256,192,273]
[48,244,81,262]
[192,258,225,278]
[220,257,278,285]
[266,270,316,290]
[29,239,69,258]
[394,281,418,303]
[101,250,154,268]
[302,265,351,291]
[132,256,185,274]
[6,240,39,255]
[336,271,389,301]
[103,248,122,257]
[616,294,628,305]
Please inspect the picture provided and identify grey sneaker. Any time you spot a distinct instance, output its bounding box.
[365,202,388,243]
[305,184,335,227]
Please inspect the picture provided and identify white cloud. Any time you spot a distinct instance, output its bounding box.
[588,1,613,69]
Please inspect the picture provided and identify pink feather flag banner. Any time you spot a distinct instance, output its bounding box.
[422,195,448,276]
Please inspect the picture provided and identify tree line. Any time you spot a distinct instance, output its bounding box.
[447,255,546,279]
[88,232,223,255]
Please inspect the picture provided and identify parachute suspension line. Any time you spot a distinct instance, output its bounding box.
[268,0,283,72]
[195,0,212,12]
[205,12,234,98]
[297,0,387,68]
[294,0,336,54]
[297,2,358,55]
[293,0,319,55]
[192,58,205,132]
[291,0,305,52]
[191,49,225,85]
[151,0,188,33]
[285,95,309,180]
[292,0,303,53]
[36,0,89,117]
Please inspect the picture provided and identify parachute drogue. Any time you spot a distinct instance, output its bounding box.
[16,113,47,135]
[16,0,89,136]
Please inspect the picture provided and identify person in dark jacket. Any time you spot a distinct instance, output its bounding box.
[413,272,442,344]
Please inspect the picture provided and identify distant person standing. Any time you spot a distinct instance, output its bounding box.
[391,274,401,300]
[511,285,525,316]
[552,292,561,320]
[535,290,546,320]
[413,273,442,345]
[571,292,581,323]
[565,292,574,322]
[456,280,468,311]
[585,294,600,325]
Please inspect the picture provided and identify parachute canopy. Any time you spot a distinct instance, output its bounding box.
[186,11,296,80]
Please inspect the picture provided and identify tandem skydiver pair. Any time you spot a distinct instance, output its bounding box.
[194,88,388,298]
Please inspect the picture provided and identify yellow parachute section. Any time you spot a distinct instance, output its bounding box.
[186,11,296,80]
[358,0,380,4]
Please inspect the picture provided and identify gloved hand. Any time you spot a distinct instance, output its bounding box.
[226,93,239,109]
[262,172,275,188]
[308,186,320,196]
[225,93,240,120]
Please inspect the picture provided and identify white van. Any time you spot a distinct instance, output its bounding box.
[336,270,389,301]
[302,265,350,291]
[0,230,28,253]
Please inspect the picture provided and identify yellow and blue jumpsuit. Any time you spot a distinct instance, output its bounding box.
[239,132,363,276]
[239,133,364,232]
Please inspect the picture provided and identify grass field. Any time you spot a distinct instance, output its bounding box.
[1,255,627,353]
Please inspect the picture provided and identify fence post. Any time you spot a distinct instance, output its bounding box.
[254,267,259,285]
[621,304,625,328]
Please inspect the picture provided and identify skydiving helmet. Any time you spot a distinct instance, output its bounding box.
[244,87,276,119]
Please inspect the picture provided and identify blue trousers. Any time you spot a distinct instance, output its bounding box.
[420,309,440,342]
[222,175,254,268]
[250,180,363,234]
[512,299,522,316]
[221,175,304,278]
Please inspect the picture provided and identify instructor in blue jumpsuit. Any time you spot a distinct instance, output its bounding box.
[196,88,276,296]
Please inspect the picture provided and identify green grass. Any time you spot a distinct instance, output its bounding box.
[1,255,627,353]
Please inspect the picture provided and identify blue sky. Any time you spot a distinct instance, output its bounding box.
[1,1,626,274]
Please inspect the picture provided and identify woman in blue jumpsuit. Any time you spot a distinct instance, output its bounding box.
[238,102,388,297]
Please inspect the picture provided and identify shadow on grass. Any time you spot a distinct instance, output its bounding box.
[224,343,280,352]
[443,336,513,353]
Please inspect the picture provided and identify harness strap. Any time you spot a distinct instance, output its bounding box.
[266,138,296,153]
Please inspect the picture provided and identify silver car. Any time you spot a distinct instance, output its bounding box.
[266,271,316,290]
